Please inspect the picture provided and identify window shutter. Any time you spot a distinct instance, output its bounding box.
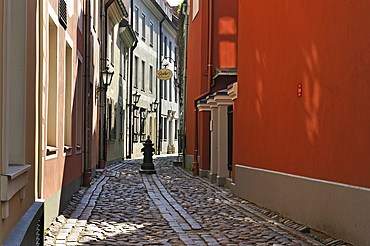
[59,0,67,29]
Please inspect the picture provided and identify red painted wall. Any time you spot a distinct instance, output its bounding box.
[235,0,370,188]
[186,0,238,157]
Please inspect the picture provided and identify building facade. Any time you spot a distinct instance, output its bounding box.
[158,1,179,155]
[104,0,136,166]
[0,0,40,244]
[233,1,370,245]
[185,0,370,245]
[185,0,238,187]
[127,0,179,158]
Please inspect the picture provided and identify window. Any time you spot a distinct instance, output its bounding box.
[47,18,58,153]
[175,47,177,63]
[192,0,199,21]
[119,102,124,141]
[164,36,167,57]
[133,107,139,142]
[160,80,163,98]
[169,41,172,62]
[134,7,139,33]
[164,117,168,140]
[76,60,83,153]
[149,65,153,93]
[142,13,146,40]
[160,117,163,140]
[169,77,172,101]
[119,77,123,141]
[164,79,167,99]
[107,98,116,140]
[120,41,123,76]
[64,43,73,153]
[140,108,147,142]
[141,60,145,91]
[134,56,138,88]
[110,23,114,65]
[175,78,178,103]
[175,120,178,140]
[150,22,154,46]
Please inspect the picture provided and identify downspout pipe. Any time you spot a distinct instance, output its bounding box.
[84,0,92,186]
[192,0,213,175]
[157,16,166,155]
[128,0,138,158]
[128,40,138,159]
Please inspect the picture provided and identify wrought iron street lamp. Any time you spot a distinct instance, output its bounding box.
[133,90,141,105]
[101,68,114,86]
[149,100,158,112]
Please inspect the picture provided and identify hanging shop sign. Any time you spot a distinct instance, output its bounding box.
[156,68,173,80]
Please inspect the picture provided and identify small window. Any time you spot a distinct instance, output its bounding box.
[133,107,139,142]
[175,78,178,103]
[169,41,172,62]
[164,36,167,57]
[160,80,163,98]
[164,79,167,100]
[149,65,153,93]
[150,22,154,46]
[164,117,168,140]
[169,77,172,101]
[140,108,147,142]
[142,14,146,40]
[134,7,139,33]
[175,120,178,140]
[141,60,145,91]
[119,103,124,141]
[134,56,138,88]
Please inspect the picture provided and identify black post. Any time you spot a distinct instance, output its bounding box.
[139,136,156,174]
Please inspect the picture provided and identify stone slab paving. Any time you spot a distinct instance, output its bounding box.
[45,156,348,245]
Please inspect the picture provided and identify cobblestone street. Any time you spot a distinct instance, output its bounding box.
[44,156,340,246]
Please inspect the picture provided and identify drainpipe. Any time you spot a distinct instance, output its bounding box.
[192,0,213,175]
[128,40,138,159]
[128,0,138,159]
[83,0,92,186]
[157,16,166,155]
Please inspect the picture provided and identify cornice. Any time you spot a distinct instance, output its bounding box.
[227,82,238,101]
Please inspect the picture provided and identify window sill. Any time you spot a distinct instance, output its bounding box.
[64,146,73,156]
[2,165,31,180]
[76,145,82,155]
[1,164,31,219]
[46,146,58,156]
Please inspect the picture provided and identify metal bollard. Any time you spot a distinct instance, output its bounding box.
[139,136,156,174]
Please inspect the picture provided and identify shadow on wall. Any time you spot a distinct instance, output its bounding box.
[302,43,321,143]
[218,16,237,68]
[254,48,267,121]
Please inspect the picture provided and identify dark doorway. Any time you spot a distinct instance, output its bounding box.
[227,105,233,178]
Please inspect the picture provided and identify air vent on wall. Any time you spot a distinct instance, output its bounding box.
[59,0,67,29]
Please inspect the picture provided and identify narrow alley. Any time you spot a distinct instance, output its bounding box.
[44,156,338,246]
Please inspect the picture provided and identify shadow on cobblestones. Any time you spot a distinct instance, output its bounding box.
[44,156,352,246]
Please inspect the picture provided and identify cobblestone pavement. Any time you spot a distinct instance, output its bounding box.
[44,156,348,246]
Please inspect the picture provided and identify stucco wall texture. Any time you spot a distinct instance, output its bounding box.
[235,1,370,189]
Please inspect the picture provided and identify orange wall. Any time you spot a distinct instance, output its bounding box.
[235,0,370,188]
[43,1,84,199]
[186,0,238,157]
